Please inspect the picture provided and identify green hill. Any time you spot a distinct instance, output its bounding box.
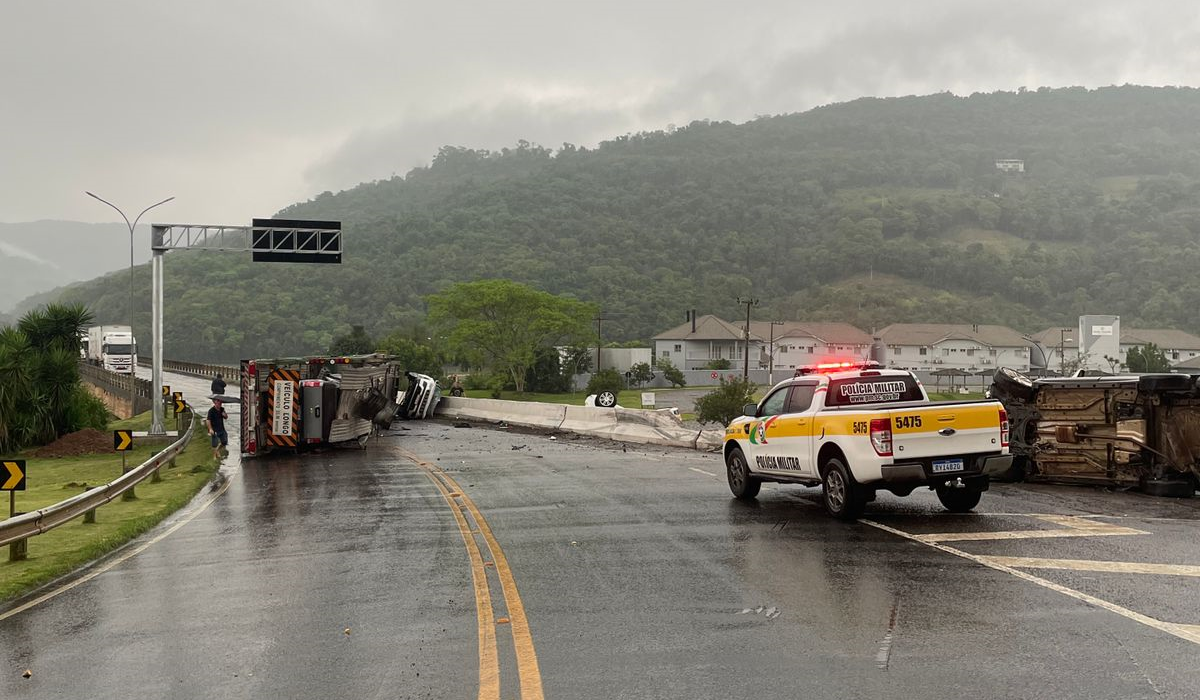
[26,85,1200,362]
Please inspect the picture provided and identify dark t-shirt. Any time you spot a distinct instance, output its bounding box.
[207,406,227,433]
[211,377,227,395]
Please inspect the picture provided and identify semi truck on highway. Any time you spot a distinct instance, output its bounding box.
[240,354,407,458]
[724,361,1012,519]
[85,325,137,374]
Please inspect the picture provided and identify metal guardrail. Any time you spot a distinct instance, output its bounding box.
[137,357,240,380]
[0,404,197,548]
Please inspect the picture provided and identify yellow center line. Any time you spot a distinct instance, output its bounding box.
[398,448,544,700]
[445,475,545,700]
[415,461,500,700]
[979,555,1200,577]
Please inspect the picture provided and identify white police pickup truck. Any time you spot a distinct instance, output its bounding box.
[723,361,1012,519]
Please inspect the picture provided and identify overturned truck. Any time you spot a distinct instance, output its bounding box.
[241,354,420,458]
[989,368,1200,496]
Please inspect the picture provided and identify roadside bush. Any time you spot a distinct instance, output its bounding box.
[657,357,686,388]
[705,358,732,370]
[585,368,625,404]
[695,376,757,426]
[628,362,653,387]
[66,387,112,432]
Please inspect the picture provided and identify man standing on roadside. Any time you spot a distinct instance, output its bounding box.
[207,398,229,460]
[211,373,227,397]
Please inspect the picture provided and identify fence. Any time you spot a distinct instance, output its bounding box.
[78,361,154,415]
[137,357,239,381]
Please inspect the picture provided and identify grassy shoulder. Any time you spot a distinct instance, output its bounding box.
[0,410,219,602]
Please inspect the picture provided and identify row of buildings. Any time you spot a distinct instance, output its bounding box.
[651,315,1200,374]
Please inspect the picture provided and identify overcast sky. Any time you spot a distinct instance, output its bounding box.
[3,0,1200,225]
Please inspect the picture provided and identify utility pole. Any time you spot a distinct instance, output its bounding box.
[594,315,609,373]
[768,320,784,385]
[736,296,759,382]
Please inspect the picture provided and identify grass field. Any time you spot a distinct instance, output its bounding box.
[0,410,218,602]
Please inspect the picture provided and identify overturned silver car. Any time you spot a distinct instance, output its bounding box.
[988,368,1200,496]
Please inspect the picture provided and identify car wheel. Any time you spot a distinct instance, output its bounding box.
[726,446,761,500]
[992,367,1036,402]
[935,486,982,512]
[821,456,864,520]
[597,391,617,408]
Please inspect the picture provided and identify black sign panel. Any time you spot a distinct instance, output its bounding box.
[252,218,342,264]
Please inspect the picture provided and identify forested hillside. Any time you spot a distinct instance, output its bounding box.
[30,85,1200,362]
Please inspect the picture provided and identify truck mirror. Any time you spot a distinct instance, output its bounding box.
[743,403,758,417]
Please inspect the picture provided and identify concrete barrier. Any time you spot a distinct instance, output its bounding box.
[434,397,725,451]
[436,397,566,430]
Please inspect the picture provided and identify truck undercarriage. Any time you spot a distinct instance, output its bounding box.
[989,369,1200,496]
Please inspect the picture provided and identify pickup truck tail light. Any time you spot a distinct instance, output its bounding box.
[870,418,893,457]
[999,408,1009,447]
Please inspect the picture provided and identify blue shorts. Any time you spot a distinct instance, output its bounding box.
[210,429,228,448]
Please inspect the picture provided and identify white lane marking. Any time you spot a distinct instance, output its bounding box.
[916,514,1148,542]
[861,518,1200,647]
[0,476,232,622]
[981,556,1200,578]
[688,467,718,477]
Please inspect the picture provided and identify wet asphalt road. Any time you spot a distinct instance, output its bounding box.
[3,384,1200,698]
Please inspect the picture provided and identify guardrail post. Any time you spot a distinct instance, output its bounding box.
[8,511,27,561]
[84,487,99,523]
[121,452,136,501]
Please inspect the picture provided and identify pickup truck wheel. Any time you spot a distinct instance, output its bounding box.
[935,486,982,513]
[725,446,761,500]
[821,457,864,520]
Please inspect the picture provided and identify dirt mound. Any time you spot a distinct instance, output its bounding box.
[33,428,113,457]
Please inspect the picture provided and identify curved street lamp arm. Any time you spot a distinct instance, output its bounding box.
[85,191,134,232]
[132,196,175,230]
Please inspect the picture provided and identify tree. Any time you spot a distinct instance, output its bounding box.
[0,303,105,453]
[559,345,593,390]
[628,362,653,387]
[657,357,686,388]
[695,376,757,426]
[330,325,375,355]
[428,280,596,393]
[376,332,442,376]
[525,346,570,393]
[1126,343,1172,372]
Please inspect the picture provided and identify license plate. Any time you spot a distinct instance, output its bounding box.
[932,458,964,474]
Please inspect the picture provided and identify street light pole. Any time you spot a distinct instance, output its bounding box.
[86,192,174,417]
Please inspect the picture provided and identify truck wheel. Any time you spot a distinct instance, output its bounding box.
[821,457,865,520]
[936,486,982,513]
[992,368,1036,402]
[725,446,761,500]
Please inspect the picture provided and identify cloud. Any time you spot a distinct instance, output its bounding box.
[305,95,642,192]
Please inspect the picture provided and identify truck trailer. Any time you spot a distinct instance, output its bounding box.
[239,354,405,458]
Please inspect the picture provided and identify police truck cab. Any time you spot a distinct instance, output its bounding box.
[723,361,1012,519]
